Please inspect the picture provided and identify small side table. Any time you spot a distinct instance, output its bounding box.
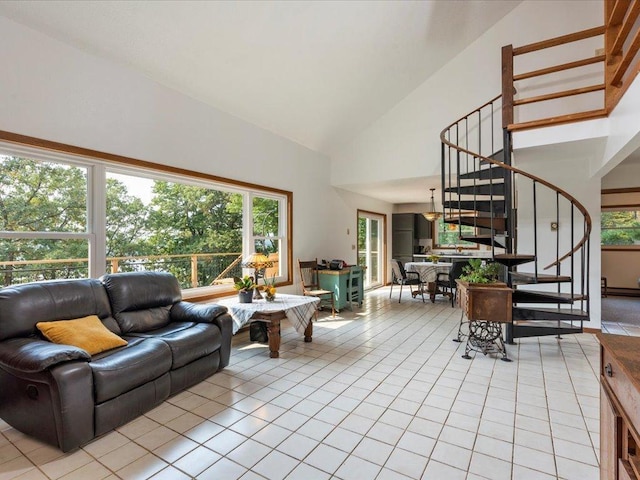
[218,294,320,358]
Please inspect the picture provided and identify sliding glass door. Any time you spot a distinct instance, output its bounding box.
[357,210,385,289]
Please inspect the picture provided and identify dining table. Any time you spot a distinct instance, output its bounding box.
[405,261,452,283]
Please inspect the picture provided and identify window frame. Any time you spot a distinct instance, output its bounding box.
[432,216,479,250]
[601,187,640,252]
[0,137,293,298]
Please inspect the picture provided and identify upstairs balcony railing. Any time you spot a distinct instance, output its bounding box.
[503,0,640,131]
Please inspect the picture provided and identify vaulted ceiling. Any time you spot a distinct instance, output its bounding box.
[0,0,522,159]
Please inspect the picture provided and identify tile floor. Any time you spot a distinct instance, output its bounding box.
[0,287,603,480]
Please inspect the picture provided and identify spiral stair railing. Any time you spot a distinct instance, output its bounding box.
[440,94,591,341]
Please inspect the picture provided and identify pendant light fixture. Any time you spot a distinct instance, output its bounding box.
[422,188,442,222]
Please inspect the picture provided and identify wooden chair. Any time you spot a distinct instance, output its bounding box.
[298,259,335,317]
[390,259,425,303]
[347,266,363,310]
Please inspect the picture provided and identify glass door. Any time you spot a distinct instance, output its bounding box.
[357,210,385,289]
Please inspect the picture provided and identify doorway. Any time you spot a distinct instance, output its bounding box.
[357,210,386,289]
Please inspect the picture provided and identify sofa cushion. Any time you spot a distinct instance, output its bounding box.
[114,306,172,334]
[0,278,115,341]
[90,337,172,403]
[101,272,182,334]
[129,322,222,369]
[36,315,128,356]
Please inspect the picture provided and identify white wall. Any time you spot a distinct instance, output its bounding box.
[331,0,602,188]
[513,144,602,329]
[0,16,393,291]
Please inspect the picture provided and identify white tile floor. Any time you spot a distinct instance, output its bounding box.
[0,287,603,480]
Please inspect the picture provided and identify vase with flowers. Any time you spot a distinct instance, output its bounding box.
[263,275,277,302]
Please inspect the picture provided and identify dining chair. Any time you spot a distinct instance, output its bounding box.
[434,259,470,307]
[346,265,363,310]
[298,258,335,317]
[390,259,425,303]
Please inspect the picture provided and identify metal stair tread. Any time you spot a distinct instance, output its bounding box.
[443,184,506,196]
[512,289,587,303]
[459,166,504,181]
[512,306,589,320]
[493,254,536,267]
[443,200,506,214]
[444,216,506,231]
[510,272,572,283]
[460,234,507,248]
[510,321,583,339]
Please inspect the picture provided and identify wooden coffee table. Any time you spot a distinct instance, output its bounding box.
[218,294,320,358]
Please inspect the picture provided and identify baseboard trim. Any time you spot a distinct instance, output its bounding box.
[606,287,640,297]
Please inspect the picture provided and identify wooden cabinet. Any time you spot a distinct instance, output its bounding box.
[598,333,640,480]
[456,280,512,323]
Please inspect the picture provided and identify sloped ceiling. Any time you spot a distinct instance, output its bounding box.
[0,0,521,159]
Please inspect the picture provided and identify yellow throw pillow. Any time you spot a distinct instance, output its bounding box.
[37,315,128,356]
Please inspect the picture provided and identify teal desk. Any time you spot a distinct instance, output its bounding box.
[317,266,364,311]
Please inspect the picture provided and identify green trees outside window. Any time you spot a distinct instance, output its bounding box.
[601,210,640,246]
[1,154,286,289]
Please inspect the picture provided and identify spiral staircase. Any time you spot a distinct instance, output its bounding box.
[440,95,591,343]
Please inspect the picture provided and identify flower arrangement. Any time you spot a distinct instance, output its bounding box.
[428,254,440,263]
[263,275,277,302]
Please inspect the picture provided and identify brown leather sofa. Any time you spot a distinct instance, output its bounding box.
[0,271,232,452]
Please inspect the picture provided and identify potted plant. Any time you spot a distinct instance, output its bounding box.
[459,259,501,284]
[428,254,440,264]
[455,258,512,331]
[234,275,256,303]
[263,275,277,302]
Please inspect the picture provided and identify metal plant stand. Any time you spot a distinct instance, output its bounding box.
[463,320,510,361]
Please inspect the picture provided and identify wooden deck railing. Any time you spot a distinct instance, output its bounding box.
[503,0,640,131]
[0,252,245,288]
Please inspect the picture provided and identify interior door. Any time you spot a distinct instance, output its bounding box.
[357,211,385,289]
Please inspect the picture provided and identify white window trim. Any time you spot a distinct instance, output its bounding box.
[0,142,291,293]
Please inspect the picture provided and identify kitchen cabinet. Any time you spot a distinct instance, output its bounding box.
[415,214,432,239]
[597,333,640,480]
[392,214,433,263]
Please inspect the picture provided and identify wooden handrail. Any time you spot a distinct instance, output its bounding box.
[512,26,605,56]
[608,0,630,26]
[507,109,608,131]
[513,84,605,106]
[513,55,605,81]
[611,2,640,56]
[503,2,640,130]
[611,27,640,85]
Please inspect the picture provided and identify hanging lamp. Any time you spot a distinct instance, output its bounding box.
[422,188,442,222]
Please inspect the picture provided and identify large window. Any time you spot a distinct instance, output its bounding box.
[0,146,291,295]
[433,217,476,248]
[0,155,90,285]
[602,209,640,246]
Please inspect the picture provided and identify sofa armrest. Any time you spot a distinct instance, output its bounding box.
[170,302,232,369]
[170,302,227,323]
[0,338,90,374]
